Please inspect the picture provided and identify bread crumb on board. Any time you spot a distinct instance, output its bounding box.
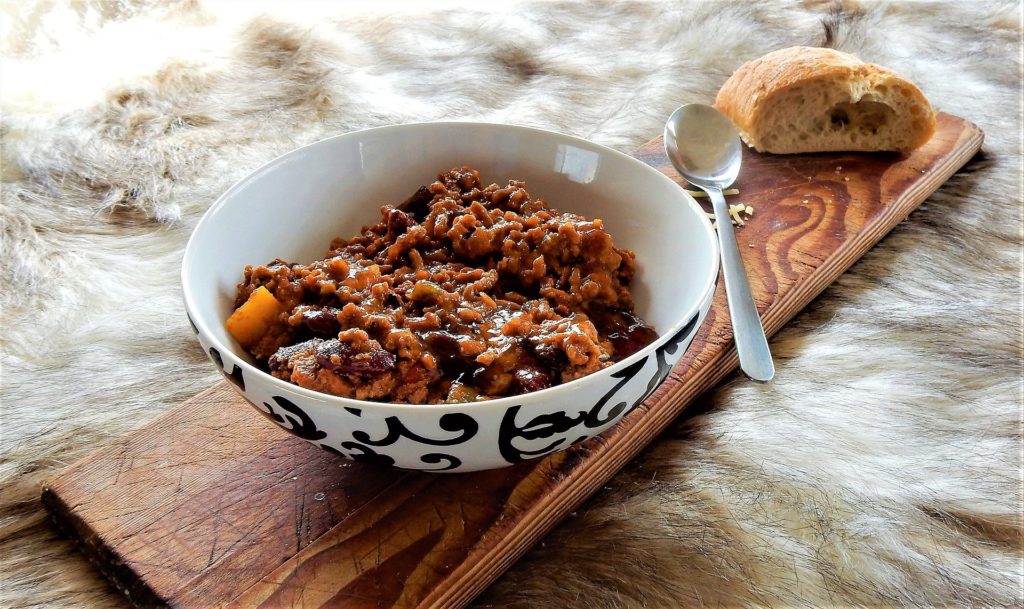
[706,203,755,229]
[687,188,756,229]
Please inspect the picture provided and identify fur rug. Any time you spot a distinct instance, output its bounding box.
[2,1,1021,607]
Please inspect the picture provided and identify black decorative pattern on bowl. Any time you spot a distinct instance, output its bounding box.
[208,346,246,391]
[257,396,326,441]
[495,312,699,464]
[226,309,703,471]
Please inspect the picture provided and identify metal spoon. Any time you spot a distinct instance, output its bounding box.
[664,103,774,382]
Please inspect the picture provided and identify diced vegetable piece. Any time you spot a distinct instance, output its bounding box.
[300,307,341,337]
[226,286,285,347]
[409,280,446,304]
[446,383,480,404]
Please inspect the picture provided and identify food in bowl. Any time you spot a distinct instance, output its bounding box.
[226,166,657,404]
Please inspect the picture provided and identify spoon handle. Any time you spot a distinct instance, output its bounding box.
[706,186,775,382]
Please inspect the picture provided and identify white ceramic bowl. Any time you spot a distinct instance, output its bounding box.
[182,122,718,472]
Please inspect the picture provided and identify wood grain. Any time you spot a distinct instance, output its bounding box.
[42,112,983,609]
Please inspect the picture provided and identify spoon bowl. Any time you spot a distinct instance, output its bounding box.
[665,104,743,189]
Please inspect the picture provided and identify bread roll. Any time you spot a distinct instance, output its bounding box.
[714,47,936,154]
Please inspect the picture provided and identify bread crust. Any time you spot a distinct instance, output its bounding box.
[714,47,936,153]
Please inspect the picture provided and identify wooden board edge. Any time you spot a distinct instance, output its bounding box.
[39,384,228,493]
[39,386,235,609]
[41,485,167,608]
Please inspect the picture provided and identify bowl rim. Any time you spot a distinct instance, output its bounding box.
[181,120,720,414]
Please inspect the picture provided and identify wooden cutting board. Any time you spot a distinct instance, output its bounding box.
[42,113,982,609]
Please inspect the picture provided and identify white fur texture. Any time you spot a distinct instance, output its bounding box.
[1,1,1021,607]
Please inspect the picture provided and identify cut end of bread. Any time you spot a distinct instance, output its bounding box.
[751,77,936,154]
[714,47,937,155]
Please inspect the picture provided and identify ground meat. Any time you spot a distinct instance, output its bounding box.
[233,167,657,404]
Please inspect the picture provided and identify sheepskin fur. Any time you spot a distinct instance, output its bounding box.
[1,1,1021,607]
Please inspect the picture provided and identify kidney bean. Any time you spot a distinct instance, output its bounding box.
[398,186,433,220]
[515,366,552,393]
[269,339,322,372]
[315,339,396,376]
[301,307,341,336]
[384,207,412,237]
[594,308,658,361]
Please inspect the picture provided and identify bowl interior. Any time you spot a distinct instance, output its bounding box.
[184,122,717,368]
